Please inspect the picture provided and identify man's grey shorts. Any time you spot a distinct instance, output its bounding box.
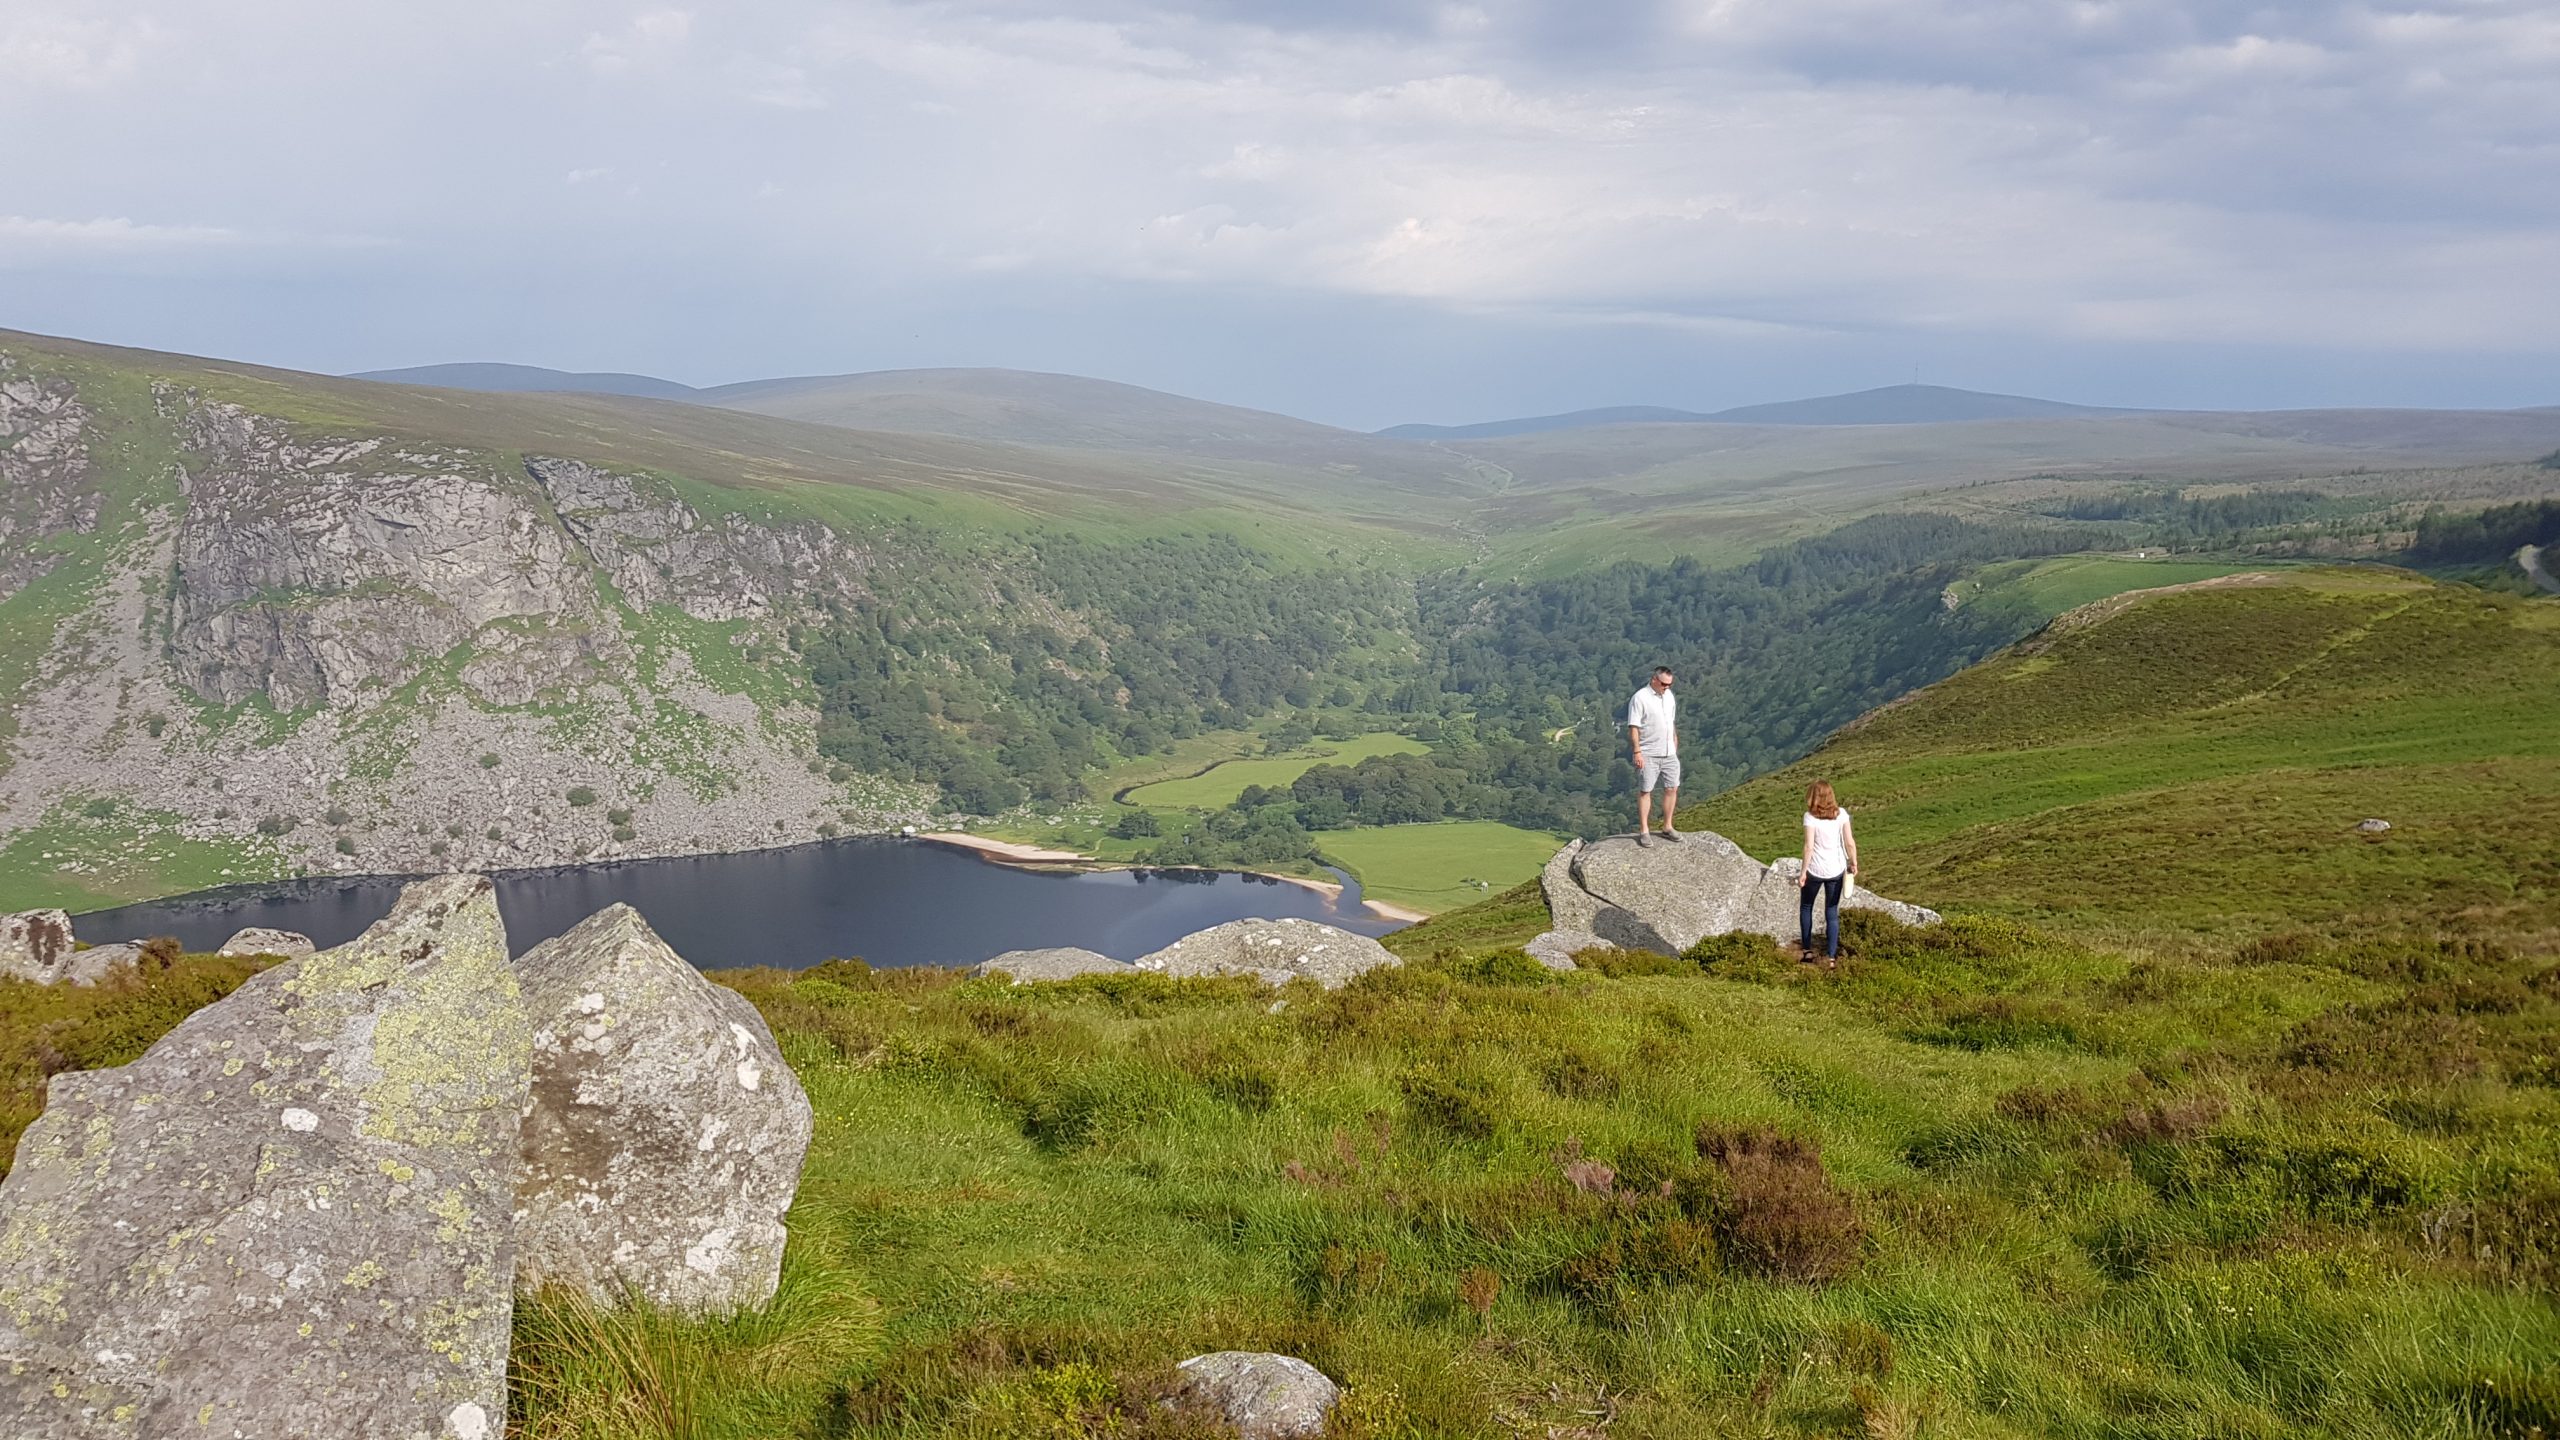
[1637,754,1682,792]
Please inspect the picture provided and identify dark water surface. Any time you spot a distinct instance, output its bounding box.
[71,838,1402,970]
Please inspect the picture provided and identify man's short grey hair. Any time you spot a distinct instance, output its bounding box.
[1651,665,1674,678]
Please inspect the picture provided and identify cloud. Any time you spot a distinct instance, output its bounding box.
[0,8,165,88]
[0,0,2551,415]
[0,215,245,252]
[582,7,693,73]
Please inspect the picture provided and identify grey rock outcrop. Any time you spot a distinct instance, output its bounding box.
[0,874,529,1440]
[1135,918,1399,989]
[527,458,874,623]
[1539,840,1599,934]
[219,926,317,959]
[0,908,77,982]
[1523,929,1609,971]
[1172,1352,1340,1439]
[513,905,811,1316]
[167,407,609,712]
[1543,833,1939,956]
[0,361,102,602]
[55,942,143,985]
[968,947,1132,983]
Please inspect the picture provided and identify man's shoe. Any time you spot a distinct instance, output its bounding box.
[1635,830,1654,848]
[1660,826,1683,843]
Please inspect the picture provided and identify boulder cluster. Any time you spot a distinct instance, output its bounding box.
[1530,831,1941,964]
[0,876,811,1440]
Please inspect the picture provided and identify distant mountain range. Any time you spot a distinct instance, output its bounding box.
[1376,384,2136,439]
[345,362,702,401]
[345,366,2140,437]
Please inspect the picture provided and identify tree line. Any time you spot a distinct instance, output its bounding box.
[1130,512,2108,867]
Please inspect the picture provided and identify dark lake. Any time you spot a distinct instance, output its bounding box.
[69,838,1404,970]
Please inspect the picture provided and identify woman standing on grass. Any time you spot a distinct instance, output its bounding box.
[1800,780,1858,966]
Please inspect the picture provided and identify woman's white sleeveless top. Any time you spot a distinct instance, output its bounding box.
[1804,810,1851,880]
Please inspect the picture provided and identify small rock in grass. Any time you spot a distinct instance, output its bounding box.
[1524,929,1608,971]
[968,947,1131,983]
[1172,1352,1340,1439]
[1136,918,1398,990]
[2357,818,2392,834]
[219,925,317,959]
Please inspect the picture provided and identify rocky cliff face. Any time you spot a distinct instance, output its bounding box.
[0,347,938,901]
[529,457,876,623]
[0,359,102,602]
[170,406,609,710]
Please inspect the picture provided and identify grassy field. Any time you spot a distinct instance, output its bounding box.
[1313,821,1564,916]
[1123,733,1427,810]
[1957,554,2283,619]
[1694,570,2560,951]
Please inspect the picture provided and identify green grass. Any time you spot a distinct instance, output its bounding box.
[1695,570,2560,950]
[1314,820,1564,916]
[1959,553,2283,619]
[20,907,2557,1438]
[0,798,290,913]
[672,908,2560,1438]
[1124,733,1426,810]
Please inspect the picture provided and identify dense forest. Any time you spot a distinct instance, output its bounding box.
[796,533,1412,812]
[1136,514,2109,865]
[2408,499,2560,566]
[2032,486,2335,545]
[803,492,2556,849]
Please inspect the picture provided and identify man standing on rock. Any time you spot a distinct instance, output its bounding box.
[1628,665,1682,847]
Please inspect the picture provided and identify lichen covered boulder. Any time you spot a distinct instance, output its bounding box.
[967,947,1133,983]
[0,908,78,983]
[220,926,318,960]
[1135,918,1398,989]
[1172,1352,1340,1439]
[0,874,529,1440]
[512,904,811,1315]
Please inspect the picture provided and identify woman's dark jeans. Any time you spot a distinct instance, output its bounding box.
[1800,872,1844,957]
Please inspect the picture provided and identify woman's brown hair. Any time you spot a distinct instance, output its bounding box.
[1806,779,1839,819]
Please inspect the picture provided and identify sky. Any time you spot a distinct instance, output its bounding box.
[3,0,2557,429]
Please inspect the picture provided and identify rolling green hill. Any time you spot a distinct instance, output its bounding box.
[1693,569,2560,949]
[702,368,1474,491]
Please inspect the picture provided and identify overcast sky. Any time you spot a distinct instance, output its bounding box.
[4,0,2556,428]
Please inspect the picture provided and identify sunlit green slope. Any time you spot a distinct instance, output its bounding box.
[1693,569,2560,947]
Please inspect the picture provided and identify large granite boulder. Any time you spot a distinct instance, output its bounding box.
[221,926,318,960]
[1135,918,1399,989]
[1543,833,1939,956]
[0,908,78,983]
[0,874,529,1440]
[967,947,1133,983]
[1538,841,1599,934]
[1172,1352,1340,1439]
[513,904,811,1316]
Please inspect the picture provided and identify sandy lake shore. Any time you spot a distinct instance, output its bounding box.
[919,833,1093,863]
